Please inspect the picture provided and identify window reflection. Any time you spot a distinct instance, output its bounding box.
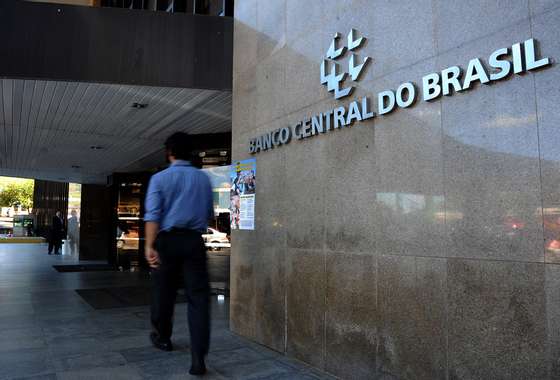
[202,166,231,249]
[376,192,444,215]
[544,207,560,261]
[116,181,143,271]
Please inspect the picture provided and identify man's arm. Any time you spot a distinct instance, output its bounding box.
[145,221,159,251]
[144,221,160,268]
[206,177,215,221]
[144,176,163,268]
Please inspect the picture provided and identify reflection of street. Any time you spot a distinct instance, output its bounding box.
[544,209,560,261]
[205,241,231,250]
[202,227,230,251]
[116,231,140,250]
[0,216,13,234]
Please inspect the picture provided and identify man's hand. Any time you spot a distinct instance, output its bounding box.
[144,222,160,269]
[145,246,160,269]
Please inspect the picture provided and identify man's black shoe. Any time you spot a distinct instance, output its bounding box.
[189,363,206,376]
[189,352,206,376]
[150,332,173,352]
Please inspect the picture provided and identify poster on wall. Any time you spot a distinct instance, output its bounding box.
[230,159,256,230]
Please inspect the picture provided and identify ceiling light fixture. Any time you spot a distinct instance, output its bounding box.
[131,102,148,109]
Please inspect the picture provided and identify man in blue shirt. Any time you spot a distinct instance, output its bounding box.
[144,132,214,376]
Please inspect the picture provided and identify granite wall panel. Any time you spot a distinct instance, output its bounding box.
[546,263,560,378]
[447,259,547,380]
[325,252,377,379]
[286,249,326,369]
[378,255,447,380]
[229,236,256,340]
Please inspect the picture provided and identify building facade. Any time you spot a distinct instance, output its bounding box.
[0,0,233,266]
[230,1,560,379]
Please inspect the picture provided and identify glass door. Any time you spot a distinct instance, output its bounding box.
[116,181,144,271]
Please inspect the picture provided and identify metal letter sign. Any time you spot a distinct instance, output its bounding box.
[320,29,371,100]
[248,32,552,155]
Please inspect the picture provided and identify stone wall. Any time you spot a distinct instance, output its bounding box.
[231,1,560,379]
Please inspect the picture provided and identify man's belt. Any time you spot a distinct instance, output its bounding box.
[164,227,202,236]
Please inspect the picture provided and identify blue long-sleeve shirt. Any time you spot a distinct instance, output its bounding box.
[144,160,214,233]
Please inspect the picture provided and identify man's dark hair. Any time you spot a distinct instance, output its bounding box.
[165,132,192,160]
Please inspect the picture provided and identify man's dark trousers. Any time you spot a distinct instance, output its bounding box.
[48,216,64,254]
[150,229,210,357]
[48,238,61,254]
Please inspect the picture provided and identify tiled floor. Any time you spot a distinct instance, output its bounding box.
[0,244,333,380]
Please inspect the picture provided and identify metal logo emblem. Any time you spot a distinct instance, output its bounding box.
[321,29,370,100]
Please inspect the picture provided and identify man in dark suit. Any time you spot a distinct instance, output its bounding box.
[48,210,64,255]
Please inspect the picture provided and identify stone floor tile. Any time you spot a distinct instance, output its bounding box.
[2,326,44,340]
[99,334,152,351]
[41,320,102,340]
[51,351,128,372]
[0,336,46,353]
[211,358,294,379]
[209,332,247,352]
[207,347,269,366]
[56,365,143,380]
[0,348,53,379]
[46,336,106,358]
[0,314,37,331]
[132,356,191,379]
[119,346,187,363]
[258,371,336,380]
[11,373,58,380]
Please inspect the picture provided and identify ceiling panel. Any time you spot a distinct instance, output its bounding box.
[0,79,232,184]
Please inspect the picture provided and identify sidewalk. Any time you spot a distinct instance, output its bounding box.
[0,244,333,379]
